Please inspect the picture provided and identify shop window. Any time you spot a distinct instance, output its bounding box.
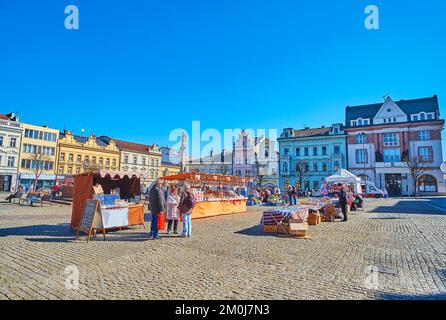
[418,175,437,192]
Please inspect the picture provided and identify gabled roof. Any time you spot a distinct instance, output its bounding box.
[292,127,331,138]
[345,95,440,127]
[99,136,159,154]
[60,132,110,147]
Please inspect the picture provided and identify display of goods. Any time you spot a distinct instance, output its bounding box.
[261,207,309,226]
[192,189,205,202]
[263,224,288,234]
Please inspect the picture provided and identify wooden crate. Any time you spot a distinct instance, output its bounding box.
[263,224,288,234]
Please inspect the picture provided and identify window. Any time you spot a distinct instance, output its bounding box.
[296,148,300,156]
[413,115,419,121]
[67,167,73,174]
[283,162,288,172]
[68,154,74,162]
[112,159,117,167]
[77,155,82,163]
[106,158,110,166]
[304,148,309,156]
[383,133,399,144]
[418,131,430,141]
[357,134,366,144]
[76,167,81,175]
[363,119,369,126]
[334,127,339,134]
[334,161,340,171]
[418,175,437,192]
[7,156,15,167]
[9,137,17,148]
[99,158,104,165]
[313,147,318,156]
[92,157,96,164]
[304,163,310,172]
[427,114,433,120]
[313,163,318,172]
[322,147,327,156]
[356,149,368,164]
[60,153,65,161]
[418,147,433,162]
[352,121,357,127]
[59,166,64,174]
[334,146,341,156]
[133,156,137,165]
[0,136,3,146]
[142,158,146,165]
[420,113,425,121]
[322,163,328,172]
[283,148,289,157]
[124,155,129,164]
[313,181,320,190]
[84,156,89,163]
[246,170,251,177]
[383,149,400,162]
[151,159,155,166]
[358,119,363,126]
[236,170,242,176]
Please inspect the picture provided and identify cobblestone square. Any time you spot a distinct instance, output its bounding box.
[1,197,446,300]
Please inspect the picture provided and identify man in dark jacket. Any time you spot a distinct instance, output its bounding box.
[338,183,348,222]
[149,179,165,240]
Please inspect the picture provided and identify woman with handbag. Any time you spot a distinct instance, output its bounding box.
[166,187,180,235]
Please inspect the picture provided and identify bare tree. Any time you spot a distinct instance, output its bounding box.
[404,155,426,197]
[31,151,51,191]
[295,160,309,191]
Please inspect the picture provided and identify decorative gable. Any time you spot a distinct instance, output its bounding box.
[374,97,408,125]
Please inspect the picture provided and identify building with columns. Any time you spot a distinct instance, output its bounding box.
[345,95,445,196]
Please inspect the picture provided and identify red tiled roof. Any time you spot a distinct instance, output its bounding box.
[293,127,331,138]
[0,114,8,120]
[114,139,151,153]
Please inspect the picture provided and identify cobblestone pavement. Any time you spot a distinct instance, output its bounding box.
[1,197,446,300]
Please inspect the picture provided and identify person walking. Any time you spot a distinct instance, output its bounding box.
[148,179,165,240]
[166,187,180,235]
[288,185,294,206]
[338,183,348,222]
[178,183,196,238]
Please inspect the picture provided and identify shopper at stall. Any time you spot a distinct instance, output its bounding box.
[149,179,165,240]
[166,187,180,235]
[178,183,196,238]
[338,183,348,222]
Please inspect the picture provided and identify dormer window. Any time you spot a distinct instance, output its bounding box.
[420,113,425,121]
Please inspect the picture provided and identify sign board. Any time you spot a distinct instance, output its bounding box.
[76,199,106,242]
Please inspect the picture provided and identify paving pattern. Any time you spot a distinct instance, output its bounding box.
[1,196,446,300]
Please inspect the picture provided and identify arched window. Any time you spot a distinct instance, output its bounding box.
[420,113,426,121]
[358,119,363,126]
[418,175,437,192]
[283,162,288,172]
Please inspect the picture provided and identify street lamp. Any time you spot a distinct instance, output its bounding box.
[360,132,367,195]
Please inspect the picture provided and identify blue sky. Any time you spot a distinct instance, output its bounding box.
[1,0,445,153]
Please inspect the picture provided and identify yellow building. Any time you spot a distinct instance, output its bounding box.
[18,123,59,189]
[160,162,181,177]
[56,131,120,177]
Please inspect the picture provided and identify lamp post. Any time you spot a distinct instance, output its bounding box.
[360,132,367,196]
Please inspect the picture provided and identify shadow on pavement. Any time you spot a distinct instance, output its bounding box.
[235,225,282,238]
[0,223,150,243]
[382,292,446,300]
[369,200,446,216]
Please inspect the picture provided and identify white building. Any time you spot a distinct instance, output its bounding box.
[346,95,445,196]
[187,150,233,175]
[0,113,23,192]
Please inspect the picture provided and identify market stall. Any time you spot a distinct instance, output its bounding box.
[160,173,250,220]
[71,170,145,231]
[325,169,362,194]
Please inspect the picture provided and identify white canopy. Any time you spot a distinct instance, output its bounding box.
[325,169,362,193]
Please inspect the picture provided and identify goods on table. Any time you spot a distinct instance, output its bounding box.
[203,189,246,202]
[262,207,309,235]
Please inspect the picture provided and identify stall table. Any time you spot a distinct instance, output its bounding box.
[101,204,145,229]
[191,199,247,220]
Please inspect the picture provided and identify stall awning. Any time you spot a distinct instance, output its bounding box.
[160,172,253,185]
[74,170,148,179]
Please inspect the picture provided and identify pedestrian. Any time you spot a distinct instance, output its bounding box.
[338,183,348,222]
[178,183,196,238]
[148,179,165,240]
[166,187,180,235]
[288,185,294,206]
[292,186,297,205]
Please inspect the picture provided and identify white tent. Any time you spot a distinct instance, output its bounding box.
[325,169,362,193]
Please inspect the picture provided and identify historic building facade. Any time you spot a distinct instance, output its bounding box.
[345,95,445,196]
[56,131,120,178]
[99,137,162,189]
[278,124,347,191]
[0,113,23,192]
[18,123,59,189]
[187,150,233,175]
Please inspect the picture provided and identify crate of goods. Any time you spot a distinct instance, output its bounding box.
[288,219,308,237]
[308,211,322,225]
[323,205,337,222]
[263,223,289,234]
